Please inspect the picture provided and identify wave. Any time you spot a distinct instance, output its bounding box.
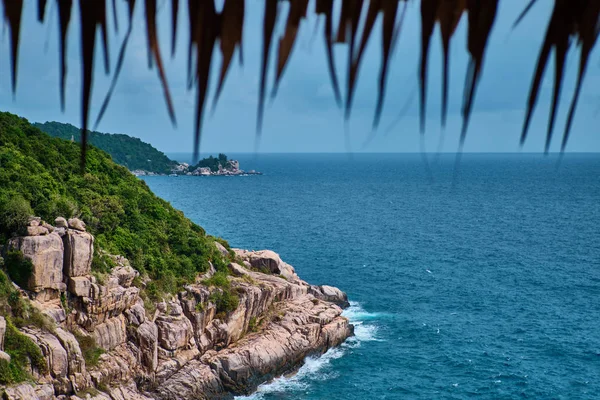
[235,301,383,399]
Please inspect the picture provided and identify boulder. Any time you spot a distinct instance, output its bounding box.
[23,328,68,379]
[309,285,350,308]
[3,383,40,400]
[68,277,91,297]
[247,250,281,273]
[0,316,5,351]
[28,216,41,227]
[214,241,229,257]
[137,321,158,371]
[43,223,55,233]
[155,313,195,352]
[63,229,94,277]
[26,225,49,236]
[0,351,10,362]
[111,265,138,288]
[54,327,87,378]
[55,217,68,228]
[68,217,86,231]
[93,315,127,351]
[228,262,249,277]
[235,249,299,281]
[8,232,64,293]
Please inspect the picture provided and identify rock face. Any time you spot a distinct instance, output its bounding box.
[0,316,6,351]
[8,232,65,295]
[1,222,352,399]
[63,230,94,278]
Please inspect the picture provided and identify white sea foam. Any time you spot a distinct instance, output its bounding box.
[235,347,345,400]
[235,302,382,399]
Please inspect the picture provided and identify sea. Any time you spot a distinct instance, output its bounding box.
[143,153,600,400]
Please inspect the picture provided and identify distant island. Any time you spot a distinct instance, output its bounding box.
[139,153,262,177]
[34,121,261,177]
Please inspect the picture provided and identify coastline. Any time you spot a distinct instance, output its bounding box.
[0,221,352,400]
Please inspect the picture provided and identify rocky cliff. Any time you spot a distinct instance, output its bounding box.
[0,218,352,399]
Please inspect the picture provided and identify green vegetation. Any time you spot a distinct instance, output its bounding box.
[33,121,178,174]
[3,250,32,289]
[247,316,258,333]
[192,153,229,172]
[203,271,230,289]
[0,111,242,383]
[72,331,104,368]
[0,320,48,384]
[204,271,240,316]
[0,194,33,235]
[0,112,232,302]
[210,290,239,318]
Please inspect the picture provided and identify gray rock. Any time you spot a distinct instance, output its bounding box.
[0,316,5,351]
[214,241,229,257]
[27,225,49,236]
[156,313,195,352]
[3,383,40,400]
[137,321,158,371]
[68,277,91,297]
[8,233,64,293]
[111,265,138,288]
[68,218,86,231]
[63,229,94,277]
[42,222,55,233]
[55,216,68,228]
[93,315,127,351]
[0,350,10,362]
[309,285,350,308]
[28,216,41,227]
[228,262,249,277]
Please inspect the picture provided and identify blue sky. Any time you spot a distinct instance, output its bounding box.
[0,0,598,153]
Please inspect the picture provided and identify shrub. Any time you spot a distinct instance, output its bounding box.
[0,194,33,236]
[91,249,116,274]
[4,320,47,380]
[72,330,104,368]
[203,271,230,289]
[4,250,33,289]
[248,316,258,332]
[209,289,239,316]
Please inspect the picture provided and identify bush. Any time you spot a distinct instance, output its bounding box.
[3,319,48,382]
[4,250,33,289]
[248,316,258,332]
[0,194,33,236]
[203,271,230,289]
[72,331,104,368]
[209,289,239,316]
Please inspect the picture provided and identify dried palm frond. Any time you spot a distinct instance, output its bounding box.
[3,0,598,169]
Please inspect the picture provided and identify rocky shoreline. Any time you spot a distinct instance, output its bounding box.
[0,219,352,399]
[133,160,262,177]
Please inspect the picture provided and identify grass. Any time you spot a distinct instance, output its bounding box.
[202,271,230,289]
[4,250,32,289]
[209,289,239,316]
[72,330,104,368]
[0,319,47,384]
[248,316,259,333]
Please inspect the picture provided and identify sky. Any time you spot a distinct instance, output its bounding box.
[0,0,599,153]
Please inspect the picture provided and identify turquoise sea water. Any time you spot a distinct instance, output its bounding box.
[144,153,600,399]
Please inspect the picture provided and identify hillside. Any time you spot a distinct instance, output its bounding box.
[33,121,177,174]
[0,111,350,399]
[1,113,227,292]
